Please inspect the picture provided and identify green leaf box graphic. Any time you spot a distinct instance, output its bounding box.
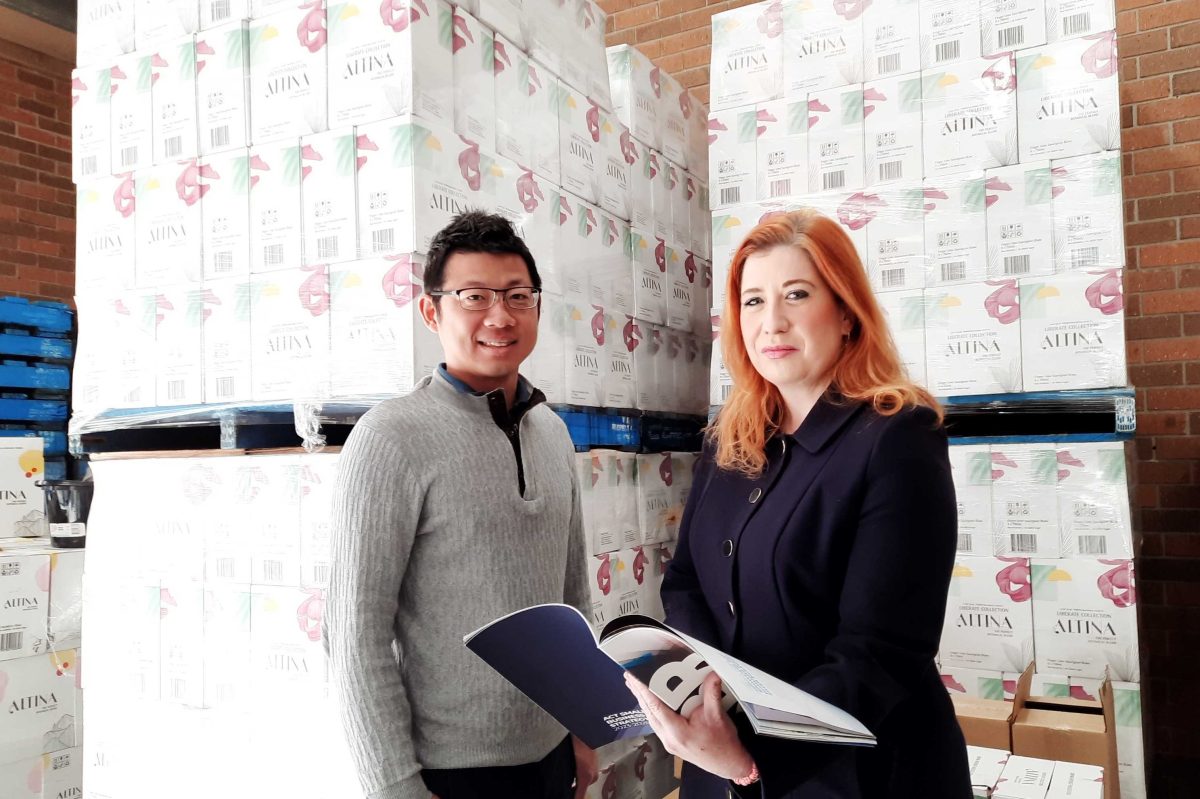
[226,26,248,70]
[897,296,924,330]
[185,288,208,327]
[281,144,302,186]
[328,3,350,35]
[136,54,154,93]
[438,3,454,50]
[227,154,251,196]
[841,88,864,126]
[1030,563,1060,597]
[1113,685,1141,728]
[1019,281,1051,320]
[95,66,112,100]
[1015,52,1045,91]
[978,677,1004,701]
[234,282,254,321]
[1025,167,1052,206]
[923,291,953,325]
[249,21,272,67]
[921,72,951,100]
[389,122,438,169]
[961,177,987,213]
[786,100,807,134]
[481,28,494,71]
[178,41,196,79]
[1031,449,1058,484]
[335,133,356,176]
[1093,153,1120,196]
[1038,680,1070,698]
[967,452,993,485]
[736,109,756,143]
[609,48,631,79]
[899,77,922,114]
[1098,449,1126,483]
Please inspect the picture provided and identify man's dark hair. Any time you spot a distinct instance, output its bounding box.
[423,211,540,300]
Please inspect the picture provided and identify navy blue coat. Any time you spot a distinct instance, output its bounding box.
[662,397,971,799]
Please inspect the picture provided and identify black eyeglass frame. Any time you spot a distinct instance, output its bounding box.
[425,286,543,310]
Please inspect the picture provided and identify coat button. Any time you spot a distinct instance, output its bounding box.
[749,487,762,504]
[722,539,734,557]
[727,600,736,618]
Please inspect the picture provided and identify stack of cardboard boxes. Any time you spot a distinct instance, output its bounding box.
[70,0,713,424]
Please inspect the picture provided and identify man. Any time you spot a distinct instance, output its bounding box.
[324,211,597,799]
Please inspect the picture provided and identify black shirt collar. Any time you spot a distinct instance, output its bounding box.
[784,392,865,454]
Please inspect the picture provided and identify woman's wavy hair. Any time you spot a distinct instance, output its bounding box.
[712,208,942,476]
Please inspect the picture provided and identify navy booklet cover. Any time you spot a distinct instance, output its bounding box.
[464,603,876,750]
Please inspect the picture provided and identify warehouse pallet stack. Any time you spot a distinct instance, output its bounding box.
[704,1,1142,798]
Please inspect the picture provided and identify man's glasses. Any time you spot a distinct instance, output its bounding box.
[427,286,542,311]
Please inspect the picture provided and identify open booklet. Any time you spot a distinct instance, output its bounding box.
[464,604,876,750]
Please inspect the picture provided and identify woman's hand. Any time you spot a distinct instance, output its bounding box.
[624,671,755,781]
[572,735,599,798]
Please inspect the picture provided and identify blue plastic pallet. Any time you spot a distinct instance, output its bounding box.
[0,297,73,334]
[553,407,639,450]
[44,457,66,481]
[0,398,68,423]
[0,362,71,392]
[0,429,68,456]
[0,332,74,361]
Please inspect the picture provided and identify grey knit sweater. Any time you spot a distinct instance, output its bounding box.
[323,371,590,799]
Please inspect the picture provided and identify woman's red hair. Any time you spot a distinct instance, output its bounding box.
[713,208,942,476]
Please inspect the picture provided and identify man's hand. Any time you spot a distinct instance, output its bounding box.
[572,734,599,799]
[624,671,754,781]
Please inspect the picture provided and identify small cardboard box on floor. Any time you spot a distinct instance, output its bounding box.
[953,663,1033,752]
[1012,684,1121,799]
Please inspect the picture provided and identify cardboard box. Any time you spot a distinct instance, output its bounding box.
[709,105,758,210]
[200,148,253,281]
[154,285,206,406]
[0,650,78,759]
[920,0,982,68]
[159,578,206,706]
[250,585,327,698]
[110,52,154,173]
[864,73,923,187]
[942,557,1036,672]
[995,755,1056,799]
[685,91,708,183]
[201,0,248,30]
[942,666,1007,700]
[75,174,137,295]
[948,444,994,556]
[1046,0,1115,42]
[77,0,134,66]
[479,0,525,50]
[150,35,200,165]
[451,7,496,152]
[1019,270,1126,392]
[631,228,666,326]
[326,0,453,128]
[196,20,251,155]
[968,745,1012,799]
[807,85,865,193]
[491,159,560,293]
[355,115,497,257]
[558,82,602,205]
[47,551,85,652]
[1111,682,1146,799]
[1016,33,1119,162]
[41,746,84,799]
[986,162,1055,280]
[328,255,441,397]
[781,0,863,97]
[1047,762,1105,799]
[248,4,329,143]
[528,64,561,185]
[1031,559,1139,682]
[667,160,690,249]
[953,664,1032,751]
[924,279,1024,396]
[634,321,664,412]
[249,141,305,274]
[250,266,332,400]
[864,184,926,293]
[659,70,689,167]
[755,99,806,201]
[921,54,1018,177]
[863,0,921,80]
[1051,150,1124,273]
[71,66,112,183]
[201,278,254,404]
[709,1,784,111]
[992,445,1061,558]
[300,127,358,265]
[494,33,534,167]
[564,298,607,408]
[606,44,660,150]
[0,551,49,656]
[525,292,568,404]
[923,172,989,286]
[135,159,205,288]
[688,174,711,258]
[1012,687,1120,799]
[136,0,199,50]
[981,0,1047,57]
[597,108,634,221]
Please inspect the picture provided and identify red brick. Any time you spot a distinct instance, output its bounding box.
[1124,123,1171,150]
[1121,103,1134,132]
[1124,172,1172,198]
[612,2,658,31]
[1124,28,1170,55]
[1172,20,1200,46]
[1141,241,1200,269]
[659,0,708,16]
[1163,533,1200,556]
[1127,268,1180,292]
[680,1,740,31]
[1136,483,1159,507]
[1148,387,1200,410]
[1189,363,1200,383]
[1176,118,1200,144]
[1140,192,1200,220]
[598,0,635,14]
[1128,313,1182,339]
[1139,460,1194,484]
[657,25,710,55]
[1139,95,1200,125]
[1156,435,1200,458]
[1121,75,1171,104]
[1179,167,1200,191]
[1177,69,1200,96]
[1118,9,1139,33]
[656,51,686,74]
[683,46,710,69]
[1131,365,1186,387]
[1183,217,1200,240]
[634,17,682,44]
[1143,336,1200,362]
[1120,0,1161,10]
[1140,0,1200,30]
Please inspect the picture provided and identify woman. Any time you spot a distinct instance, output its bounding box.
[624,210,970,798]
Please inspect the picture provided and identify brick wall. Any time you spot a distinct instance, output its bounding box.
[605,0,1200,794]
[0,39,76,305]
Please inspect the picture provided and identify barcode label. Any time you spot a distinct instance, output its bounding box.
[1063,12,1090,36]
[1010,533,1038,553]
[372,228,395,253]
[822,170,845,191]
[167,380,186,400]
[957,533,972,552]
[1078,535,1107,555]
[211,125,230,150]
[0,631,22,652]
[81,155,98,176]
[719,382,733,403]
[1071,247,1099,270]
[264,244,285,265]
[941,261,966,282]
[171,678,187,699]
[214,251,233,273]
[998,26,1024,49]
[317,236,338,259]
[313,562,330,584]
[877,53,902,75]
[262,560,284,583]
[878,161,903,182]
[212,0,231,21]
[936,40,960,63]
[165,136,183,158]
[1003,254,1030,275]
[720,186,741,205]
[215,557,236,579]
[121,145,139,167]
[769,179,791,197]
[881,268,907,288]
[216,376,235,398]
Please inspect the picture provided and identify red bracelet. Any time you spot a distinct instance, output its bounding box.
[733,760,760,787]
